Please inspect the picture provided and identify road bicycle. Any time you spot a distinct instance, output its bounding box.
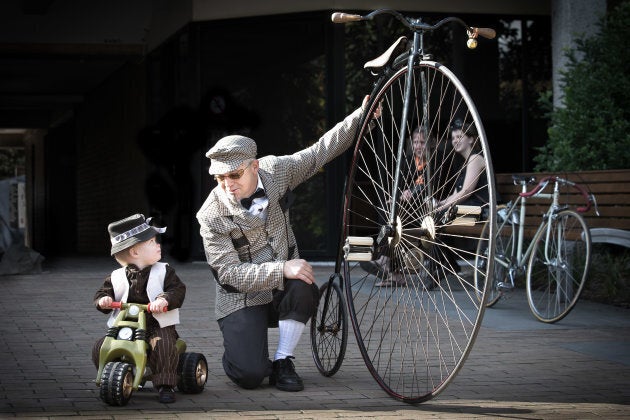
[310,9,497,403]
[473,175,596,323]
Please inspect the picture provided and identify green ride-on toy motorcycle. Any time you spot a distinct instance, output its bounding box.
[95,301,208,406]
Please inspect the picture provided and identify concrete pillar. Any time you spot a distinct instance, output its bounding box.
[551,0,606,107]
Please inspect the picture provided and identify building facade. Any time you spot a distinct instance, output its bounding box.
[0,0,608,260]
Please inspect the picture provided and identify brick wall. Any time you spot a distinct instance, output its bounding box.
[76,62,149,255]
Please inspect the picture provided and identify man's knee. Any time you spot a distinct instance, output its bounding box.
[281,280,320,321]
[223,354,269,389]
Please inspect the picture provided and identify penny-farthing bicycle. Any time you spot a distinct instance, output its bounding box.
[310,9,497,403]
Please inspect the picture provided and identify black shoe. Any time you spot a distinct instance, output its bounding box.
[359,256,390,278]
[158,386,176,403]
[270,356,304,392]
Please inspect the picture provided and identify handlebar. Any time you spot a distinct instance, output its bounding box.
[331,9,496,46]
[111,301,168,313]
[519,176,595,213]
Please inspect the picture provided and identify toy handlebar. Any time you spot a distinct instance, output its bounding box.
[110,301,168,313]
[519,176,594,213]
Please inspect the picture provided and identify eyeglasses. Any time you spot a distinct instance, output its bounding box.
[214,161,252,182]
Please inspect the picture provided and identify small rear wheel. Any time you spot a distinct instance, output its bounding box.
[100,361,134,406]
[310,280,348,376]
[177,352,208,393]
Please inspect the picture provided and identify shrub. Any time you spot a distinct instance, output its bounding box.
[534,1,630,171]
[582,244,630,307]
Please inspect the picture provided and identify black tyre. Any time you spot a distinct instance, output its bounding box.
[526,209,591,323]
[310,280,348,376]
[177,352,208,393]
[343,61,495,403]
[99,361,134,406]
[475,205,515,307]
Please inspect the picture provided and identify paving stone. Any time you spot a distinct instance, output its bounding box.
[0,257,629,419]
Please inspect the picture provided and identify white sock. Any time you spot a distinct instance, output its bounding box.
[274,319,305,361]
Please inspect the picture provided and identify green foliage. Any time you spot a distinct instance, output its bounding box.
[534,1,630,171]
[582,244,630,307]
[0,149,25,180]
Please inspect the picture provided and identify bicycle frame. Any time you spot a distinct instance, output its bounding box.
[495,182,558,287]
[496,177,591,289]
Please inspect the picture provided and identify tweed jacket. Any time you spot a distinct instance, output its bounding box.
[197,107,363,320]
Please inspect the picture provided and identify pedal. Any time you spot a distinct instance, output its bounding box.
[497,282,514,291]
[343,236,374,261]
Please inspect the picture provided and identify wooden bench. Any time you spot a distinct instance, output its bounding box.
[496,169,630,248]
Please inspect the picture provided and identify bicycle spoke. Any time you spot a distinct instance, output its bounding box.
[343,61,495,402]
[526,210,591,323]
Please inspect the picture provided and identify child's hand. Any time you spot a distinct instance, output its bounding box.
[98,296,113,309]
[150,297,168,313]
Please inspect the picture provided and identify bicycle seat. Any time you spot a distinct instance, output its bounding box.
[512,174,536,185]
[364,36,408,73]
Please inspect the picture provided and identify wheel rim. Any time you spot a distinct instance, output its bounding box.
[122,370,133,399]
[311,282,348,376]
[476,212,513,307]
[342,61,495,402]
[196,360,208,386]
[527,210,591,323]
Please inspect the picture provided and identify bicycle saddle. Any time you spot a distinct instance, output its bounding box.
[364,36,408,73]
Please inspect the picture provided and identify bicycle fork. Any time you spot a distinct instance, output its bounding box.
[377,27,425,249]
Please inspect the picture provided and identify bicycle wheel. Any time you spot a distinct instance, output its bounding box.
[310,280,348,376]
[342,60,496,403]
[474,205,515,307]
[526,209,591,323]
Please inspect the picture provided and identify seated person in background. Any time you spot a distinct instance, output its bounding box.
[436,119,488,210]
[431,118,489,280]
[362,126,434,287]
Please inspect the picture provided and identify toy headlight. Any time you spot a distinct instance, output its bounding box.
[128,305,140,316]
[117,327,134,340]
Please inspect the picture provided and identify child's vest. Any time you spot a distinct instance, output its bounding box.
[107,262,180,328]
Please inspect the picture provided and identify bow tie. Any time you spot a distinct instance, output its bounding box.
[241,188,266,209]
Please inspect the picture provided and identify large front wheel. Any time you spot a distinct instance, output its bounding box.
[342,61,496,403]
[526,209,591,323]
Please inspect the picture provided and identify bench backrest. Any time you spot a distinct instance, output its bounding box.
[497,169,630,239]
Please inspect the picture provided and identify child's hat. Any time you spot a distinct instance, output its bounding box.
[108,213,166,256]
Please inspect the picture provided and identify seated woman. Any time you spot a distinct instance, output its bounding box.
[362,126,437,287]
[437,119,488,211]
[430,118,489,283]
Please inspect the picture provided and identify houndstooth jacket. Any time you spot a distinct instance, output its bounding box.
[197,107,363,320]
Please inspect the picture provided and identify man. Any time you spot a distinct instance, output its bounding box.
[197,96,379,392]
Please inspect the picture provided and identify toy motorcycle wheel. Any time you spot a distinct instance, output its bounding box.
[177,352,208,393]
[100,361,134,406]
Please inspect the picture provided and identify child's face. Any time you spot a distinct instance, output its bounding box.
[131,237,161,267]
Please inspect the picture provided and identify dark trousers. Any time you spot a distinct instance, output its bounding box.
[217,279,319,389]
[92,325,180,387]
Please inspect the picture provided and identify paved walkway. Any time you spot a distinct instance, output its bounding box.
[1,257,629,419]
